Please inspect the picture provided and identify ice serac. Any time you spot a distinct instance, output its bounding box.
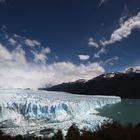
[0,89,121,136]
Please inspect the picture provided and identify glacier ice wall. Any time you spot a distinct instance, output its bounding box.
[0,89,121,136]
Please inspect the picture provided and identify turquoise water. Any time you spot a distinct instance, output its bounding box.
[97,99,140,125]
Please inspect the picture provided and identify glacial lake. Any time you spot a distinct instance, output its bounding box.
[97,99,140,125]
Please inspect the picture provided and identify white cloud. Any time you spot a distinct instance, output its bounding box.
[88,38,99,48]
[8,38,17,46]
[12,46,27,65]
[0,46,104,89]
[8,34,41,49]
[100,12,140,46]
[105,56,119,65]
[0,44,12,60]
[0,31,105,89]
[24,39,41,47]
[31,47,51,64]
[119,4,129,24]
[78,55,90,60]
[94,47,106,58]
[0,44,26,65]
[100,56,119,66]
[2,30,51,64]
[45,62,105,84]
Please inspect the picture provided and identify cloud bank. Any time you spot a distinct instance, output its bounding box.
[0,30,105,89]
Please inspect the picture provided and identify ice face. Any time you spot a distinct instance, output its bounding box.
[0,89,121,136]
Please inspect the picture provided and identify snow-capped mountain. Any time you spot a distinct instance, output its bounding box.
[0,89,121,136]
[46,67,140,98]
[124,67,140,74]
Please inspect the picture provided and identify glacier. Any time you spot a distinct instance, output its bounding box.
[0,89,121,136]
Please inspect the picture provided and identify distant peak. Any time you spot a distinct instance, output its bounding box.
[124,67,140,74]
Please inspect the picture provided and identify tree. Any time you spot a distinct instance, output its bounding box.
[53,130,63,140]
[65,124,80,140]
[0,130,4,136]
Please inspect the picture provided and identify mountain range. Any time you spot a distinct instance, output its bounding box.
[41,67,140,98]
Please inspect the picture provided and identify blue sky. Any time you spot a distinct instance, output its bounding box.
[0,0,140,89]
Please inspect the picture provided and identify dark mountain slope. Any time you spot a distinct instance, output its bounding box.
[41,68,140,98]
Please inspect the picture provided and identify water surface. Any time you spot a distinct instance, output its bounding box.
[97,99,140,125]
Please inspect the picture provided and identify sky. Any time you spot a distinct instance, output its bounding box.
[0,0,140,89]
